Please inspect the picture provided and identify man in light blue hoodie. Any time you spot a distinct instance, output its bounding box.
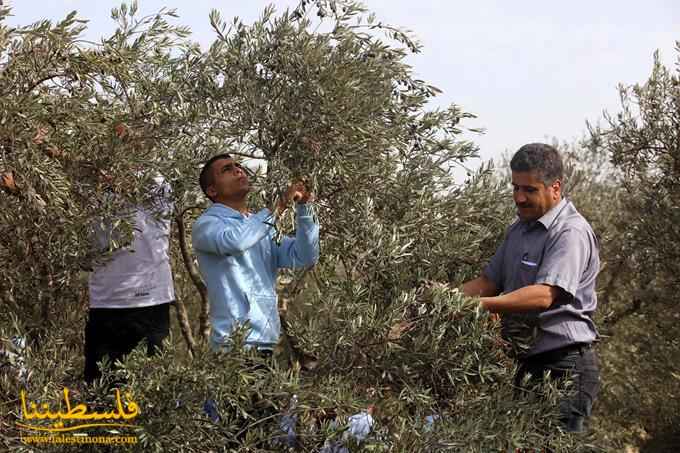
[192,153,319,353]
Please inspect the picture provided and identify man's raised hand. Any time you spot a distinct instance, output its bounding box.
[276,180,314,214]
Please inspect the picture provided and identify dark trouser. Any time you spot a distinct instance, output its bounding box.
[84,303,170,383]
[515,344,600,433]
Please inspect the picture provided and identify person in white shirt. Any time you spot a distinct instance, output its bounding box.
[84,177,175,382]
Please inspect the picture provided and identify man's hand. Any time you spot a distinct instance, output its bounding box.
[289,180,314,204]
[461,275,498,298]
[477,299,500,322]
[276,180,314,214]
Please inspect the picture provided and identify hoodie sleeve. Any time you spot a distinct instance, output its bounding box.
[192,208,274,256]
[273,203,320,269]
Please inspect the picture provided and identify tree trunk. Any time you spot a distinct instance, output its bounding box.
[175,210,210,341]
[172,295,196,359]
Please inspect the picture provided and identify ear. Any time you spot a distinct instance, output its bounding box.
[206,184,217,199]
[551,179,562,198]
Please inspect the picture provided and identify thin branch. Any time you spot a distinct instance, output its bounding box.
[20,72,66,98]
[174,209,210,340]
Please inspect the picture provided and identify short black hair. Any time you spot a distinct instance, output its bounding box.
[510,143,563,185]
[199,153,232,201]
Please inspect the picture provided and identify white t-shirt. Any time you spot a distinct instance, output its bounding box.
[89,182,175,309]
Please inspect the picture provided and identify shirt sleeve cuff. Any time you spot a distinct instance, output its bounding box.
[535,274,577,298]
[482,265,501,290]
[295,203,315,219]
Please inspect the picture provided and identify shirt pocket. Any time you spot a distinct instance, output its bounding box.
[518,254,540,286]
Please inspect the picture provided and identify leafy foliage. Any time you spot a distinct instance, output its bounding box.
[6,1,678,452]
[584,44,680,451]
[2,288,588,452]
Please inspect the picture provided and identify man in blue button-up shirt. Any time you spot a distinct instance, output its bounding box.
[192,153,319,352]
[462,143,600,433]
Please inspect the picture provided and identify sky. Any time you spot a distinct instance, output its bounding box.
[3,0,679,170]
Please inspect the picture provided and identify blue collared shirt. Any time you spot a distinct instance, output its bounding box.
[483,198,600,356]
[192,203,319,350]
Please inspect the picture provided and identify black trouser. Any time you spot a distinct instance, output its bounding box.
[515,344,600,433]
[84,303,170,383]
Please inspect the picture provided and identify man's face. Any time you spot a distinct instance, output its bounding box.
[206,158,249,203]
[511,170,561,222]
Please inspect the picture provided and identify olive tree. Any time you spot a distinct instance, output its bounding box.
[586,44,680,450]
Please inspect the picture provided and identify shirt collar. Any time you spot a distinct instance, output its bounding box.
[536,197,568,230]
[210,202,247,219]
